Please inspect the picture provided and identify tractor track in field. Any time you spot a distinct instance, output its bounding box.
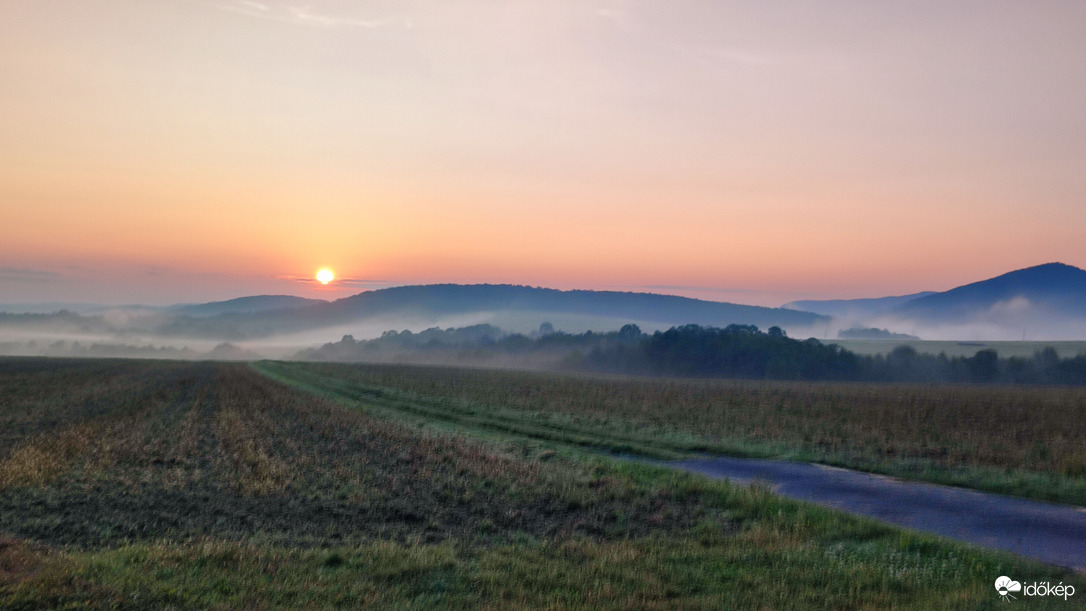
[260,361,1086,570]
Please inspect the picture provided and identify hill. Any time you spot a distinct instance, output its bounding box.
[892,262,1086,322]
[781,263,1086,340]
[329,284,825,327]
[170,295,328,317]
[783,292,935,318]
[160,284,828,339]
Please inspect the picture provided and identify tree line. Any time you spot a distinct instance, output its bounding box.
[298,323,1086,385]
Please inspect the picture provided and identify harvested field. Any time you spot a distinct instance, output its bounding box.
[1,357,1081,609]
[264,361,1086,504]
[0,360,716,548]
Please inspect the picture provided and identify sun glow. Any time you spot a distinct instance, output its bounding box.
[316,268,334,284]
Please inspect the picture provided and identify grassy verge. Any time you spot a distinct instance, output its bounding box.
[255,360,1086,505]
[4,463,1081,609]
[5,518,1074,610]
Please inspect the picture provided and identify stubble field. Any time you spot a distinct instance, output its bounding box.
[263,361,1086,504]
[1,357,1081,609]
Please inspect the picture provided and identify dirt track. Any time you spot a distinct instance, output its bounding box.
[668,456,1086,570]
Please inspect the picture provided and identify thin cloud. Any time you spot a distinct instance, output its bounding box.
[706,47,772,66]
[215,1,405,29]
[278,274,392,288]
[589,5,772,68]
[632,284,807,297]
[676,45,773,67]
[0,267,62,282]
[594,7,626,21]
[141,265,174,276]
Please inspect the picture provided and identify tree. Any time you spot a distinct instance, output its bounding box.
[618,323,642,341]
[968,349,1000,383]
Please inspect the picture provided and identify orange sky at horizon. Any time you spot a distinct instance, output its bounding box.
[3,1,1085,306]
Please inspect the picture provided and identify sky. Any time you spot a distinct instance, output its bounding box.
[2,0,1085,306]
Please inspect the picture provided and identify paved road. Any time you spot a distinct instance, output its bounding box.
[667,456,1086,570]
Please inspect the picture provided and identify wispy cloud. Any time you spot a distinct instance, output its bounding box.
[215,1,406,29]
[0,267,62,283]
[593,7,625,21]
[674,45,773,68]
[277,274,391,288]
[141,265,174,276]
[630,284,802,296]
[589,4,771,68]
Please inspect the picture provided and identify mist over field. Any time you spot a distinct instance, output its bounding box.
[0,310,647,361]
[3,263,1086,363]
[0,310,484,360]
[813,303,1086,343]
[866,308,1086,342]
[0,283,828,360]
[791,263,1086,343]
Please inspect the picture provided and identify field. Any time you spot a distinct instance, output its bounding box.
[1,357,1082,609]
[831,339,1086,359]
[262,361,1086,505]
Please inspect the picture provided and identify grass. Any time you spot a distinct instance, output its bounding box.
[257,360,1086,505]
[1,357,1082,609]
[4,527,1056,610]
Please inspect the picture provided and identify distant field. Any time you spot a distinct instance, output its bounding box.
[831,339,1086,358]
[264,361,1086,505]
[1,357,1081,609]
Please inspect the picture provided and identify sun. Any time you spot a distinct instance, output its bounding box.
[316,268,334,285]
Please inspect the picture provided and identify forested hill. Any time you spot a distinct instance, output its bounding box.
[893,262,1086,322]
[156,284,828,339]
[170,295,327,317]
[329,284,825,327]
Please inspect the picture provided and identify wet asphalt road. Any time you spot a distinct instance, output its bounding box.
[667,456,1086,570]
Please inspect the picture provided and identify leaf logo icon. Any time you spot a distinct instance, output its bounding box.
[995,576,1022,601]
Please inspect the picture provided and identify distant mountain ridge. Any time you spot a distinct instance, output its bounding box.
[331,284,825,324]
[891,262,1086,322]
[170,295,328,317]
[157,284,829,339]
[6,264,1083,345]
[783,292,936,318]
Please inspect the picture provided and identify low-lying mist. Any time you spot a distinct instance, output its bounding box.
[852,297,1086,342]
[3,290,1086,365]
[0,308,670,363]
